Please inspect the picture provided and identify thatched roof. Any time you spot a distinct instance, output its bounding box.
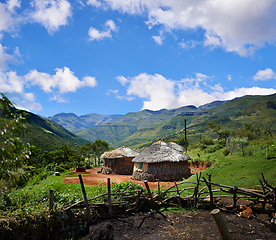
[132,140,190,163]
[167,142,185,152]
[102,146,139,159]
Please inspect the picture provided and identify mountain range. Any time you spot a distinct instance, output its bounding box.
[48,93,276,149]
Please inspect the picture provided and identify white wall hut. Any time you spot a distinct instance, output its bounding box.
[101,146,139,175]
[132,139,191,181]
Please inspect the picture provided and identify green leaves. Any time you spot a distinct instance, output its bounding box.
[0,94,30,181]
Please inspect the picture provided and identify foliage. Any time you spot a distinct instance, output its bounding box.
[207,122,231,141]
[0,93,30,182]
[223,148,230,156]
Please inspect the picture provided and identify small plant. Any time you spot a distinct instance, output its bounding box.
[223,148,230,156]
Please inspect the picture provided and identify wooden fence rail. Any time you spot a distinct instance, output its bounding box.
[61,173,275,217]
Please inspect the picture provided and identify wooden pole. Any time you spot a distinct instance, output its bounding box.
[144,180,154,208]
[185,118,187,153]
[232,187,237,208]
[49,189,54,212]
[107,178,112,217]
[78,174,91,223]
[211,209,233,240]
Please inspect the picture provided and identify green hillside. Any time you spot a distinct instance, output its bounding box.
[0,109,86,151]
[48,112,122,132]
[76,94,276,148]
[76,106,198,144]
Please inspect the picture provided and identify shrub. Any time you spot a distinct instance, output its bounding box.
[223,148,230,156]
[205,144,223,153]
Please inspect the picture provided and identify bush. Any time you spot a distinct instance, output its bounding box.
[223,148,230,156]
[201,137,214,145]
[205,144,223,153]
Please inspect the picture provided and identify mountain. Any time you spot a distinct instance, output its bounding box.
[0,109,86,151]
[76,105,198,145]
[48,112,122,132]
[76,94,276,148]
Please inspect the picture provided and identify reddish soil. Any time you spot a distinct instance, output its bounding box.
[63,168,176,189]
[63,162,208,189]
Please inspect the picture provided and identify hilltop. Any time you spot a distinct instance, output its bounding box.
[49,93,276,148]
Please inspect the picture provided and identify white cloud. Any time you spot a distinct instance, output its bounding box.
[253,68,276,81]
[0,0,21,32]
[0,44,22,70]
[179,39,200,49]
[117,72,276,110]
[88,19,118,41]
[92,0,276,56]
[215,87,276,101]
[116,75,129,86]
[31,0,72,34]
[152,31,164,45]
[0,70,24,93]
[25,67,98,93]
[87,0,102,8]
[0,67,97,111]
[0,70,42,111]
[7,0,21,13]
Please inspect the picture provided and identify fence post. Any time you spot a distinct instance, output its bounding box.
[49,189,54,212]
[211,209,233,240]
[78,174,91,223]
[107,178,112,217]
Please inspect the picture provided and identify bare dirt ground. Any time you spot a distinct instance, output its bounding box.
[63,168,176,189]
[80,209,276,240]
[63,163,207,189]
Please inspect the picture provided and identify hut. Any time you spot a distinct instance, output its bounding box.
[101,146,139,175]
[132,139,191,181]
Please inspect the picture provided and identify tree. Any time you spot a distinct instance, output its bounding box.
[207,122,230,141]
[0,93,30,181]
[91,140,109,166]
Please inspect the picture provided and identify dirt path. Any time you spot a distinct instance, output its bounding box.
[63,168,175,189]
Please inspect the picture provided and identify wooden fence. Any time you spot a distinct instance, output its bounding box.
[58,173,275,223]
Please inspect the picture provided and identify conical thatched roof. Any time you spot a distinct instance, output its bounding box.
[132,140,190,163]
[102,146,139,159]
[167,142,185,152]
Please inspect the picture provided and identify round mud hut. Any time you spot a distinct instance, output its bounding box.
[101,146,139,175]
[132,139,191,181]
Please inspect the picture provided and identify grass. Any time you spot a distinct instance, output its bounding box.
[185,143,276,190]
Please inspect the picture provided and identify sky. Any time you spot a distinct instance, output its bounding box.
[0,0,276,117]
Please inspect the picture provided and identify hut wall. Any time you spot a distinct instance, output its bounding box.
[104,157,134,175]
[133,162,147,174]
[147,161,191,181]
[132,161,191,181]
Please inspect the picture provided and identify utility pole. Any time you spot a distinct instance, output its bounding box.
[185,119,187,153]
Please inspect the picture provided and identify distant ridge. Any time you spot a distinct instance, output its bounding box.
[48,94,276,149]
[48,112,122,132]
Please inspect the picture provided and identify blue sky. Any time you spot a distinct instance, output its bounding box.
[0,0,276,117]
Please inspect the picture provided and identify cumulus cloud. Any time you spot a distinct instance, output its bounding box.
[0,70,42,111]
[31,0,72,34]
[88,19,118,41]
[0,0,21,32]
[91,0,276,56]
[117,72,276,110]
[0,67,97,111]
[0,44,22,70]
[25,67,97,93]
[253,68,276,81]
